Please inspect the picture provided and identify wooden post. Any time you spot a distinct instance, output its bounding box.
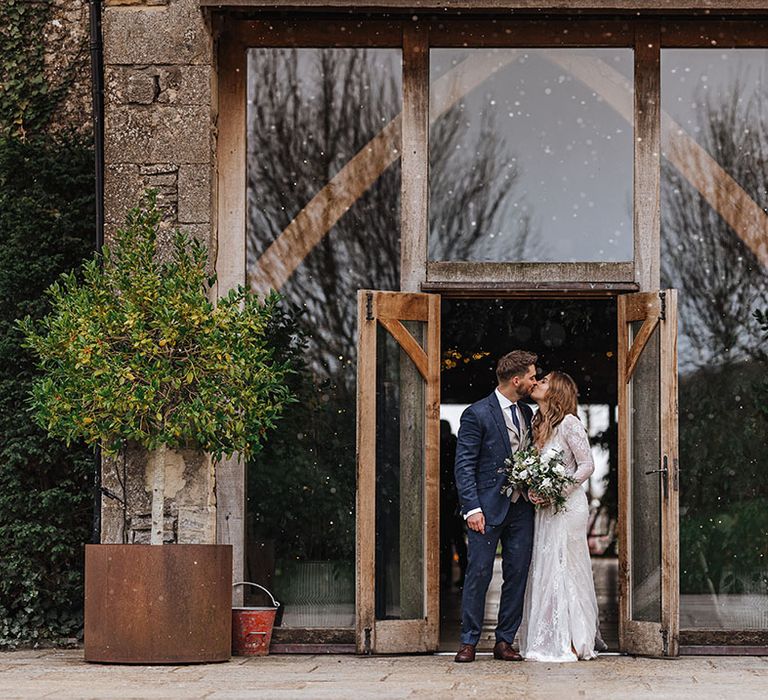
[215,27,248,606]
[634,22,661,291]
[401,22,429,293]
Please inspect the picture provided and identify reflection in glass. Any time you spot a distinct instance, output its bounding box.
[429,48,634,262]
[661,50,768,630]
[375,322,426,620]
[629,322,661,623]
[245,48,402,627]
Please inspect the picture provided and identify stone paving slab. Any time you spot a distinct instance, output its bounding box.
[1,650,767,699]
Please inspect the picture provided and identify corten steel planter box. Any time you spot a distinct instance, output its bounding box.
[84,544,232,664]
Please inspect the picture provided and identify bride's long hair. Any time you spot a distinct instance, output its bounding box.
[532,371,579,449]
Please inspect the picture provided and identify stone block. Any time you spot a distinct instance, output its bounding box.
[126,72,158,104]
[104,162,143,225]
[104,0,212,66]
[177,506,216,544]
[139,163,178,176]
[106,65,211,107]
[105,162,181,229]
[178,164,211,223]
[105,104,211,164]
[157,65,211,106]
[105,0,169,6]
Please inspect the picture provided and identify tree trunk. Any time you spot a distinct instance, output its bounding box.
[149,445,167,545]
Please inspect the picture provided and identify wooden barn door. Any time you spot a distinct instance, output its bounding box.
[356,290,441,654]
[617,290,680,656]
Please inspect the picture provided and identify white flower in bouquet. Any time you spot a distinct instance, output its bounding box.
[498,446,576,513]
[541,447,559,462]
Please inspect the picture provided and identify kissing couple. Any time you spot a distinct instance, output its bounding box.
[454,349,603,663]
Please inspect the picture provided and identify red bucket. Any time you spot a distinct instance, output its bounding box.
[232,582,280,656]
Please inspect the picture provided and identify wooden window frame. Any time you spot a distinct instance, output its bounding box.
[213,11,768,646]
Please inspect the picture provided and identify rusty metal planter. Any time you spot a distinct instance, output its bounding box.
[84,544,232,664]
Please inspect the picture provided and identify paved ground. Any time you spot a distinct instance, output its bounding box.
[2,649,768,699]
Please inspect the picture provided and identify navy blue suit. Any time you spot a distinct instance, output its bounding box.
[454,392,535,646]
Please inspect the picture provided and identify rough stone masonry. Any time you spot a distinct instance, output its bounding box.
[46,0,219,545]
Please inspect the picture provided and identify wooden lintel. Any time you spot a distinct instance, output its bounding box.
[421,281,638,297]
[202,1,768,14]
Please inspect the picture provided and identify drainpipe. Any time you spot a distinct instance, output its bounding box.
[89,0,105,544]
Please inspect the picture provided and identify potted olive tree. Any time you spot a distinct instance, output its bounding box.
[19,192,292,663]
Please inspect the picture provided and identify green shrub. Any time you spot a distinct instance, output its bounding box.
[20,192,293,461]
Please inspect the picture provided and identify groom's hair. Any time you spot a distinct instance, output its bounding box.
[496,350,538,383]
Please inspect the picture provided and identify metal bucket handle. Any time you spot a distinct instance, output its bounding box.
[232,581,280,609]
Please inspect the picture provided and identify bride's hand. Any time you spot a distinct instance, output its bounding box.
[529,490,550,507]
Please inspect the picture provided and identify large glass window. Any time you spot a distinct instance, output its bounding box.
[429,48,634,262]
[245,48,402,627]
[661,49,768,631]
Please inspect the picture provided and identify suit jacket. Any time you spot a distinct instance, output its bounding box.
[453,392,533,526]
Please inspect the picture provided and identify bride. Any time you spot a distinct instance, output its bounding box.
[518,371,601,662]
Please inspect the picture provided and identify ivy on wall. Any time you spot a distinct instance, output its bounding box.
[1,0,51,139]
[0,0,94,647]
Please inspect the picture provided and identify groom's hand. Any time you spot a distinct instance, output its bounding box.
[467,512,485,534]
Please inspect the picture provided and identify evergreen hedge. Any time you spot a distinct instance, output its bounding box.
[1,0,94,647]
[0,135,94,646]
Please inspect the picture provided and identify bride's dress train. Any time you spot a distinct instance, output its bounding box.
[518,414,600,662]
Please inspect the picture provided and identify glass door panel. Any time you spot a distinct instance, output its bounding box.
[618,290,679,656]
[375,320,426,620]
[357,291,440,654]
[629,321,662,623]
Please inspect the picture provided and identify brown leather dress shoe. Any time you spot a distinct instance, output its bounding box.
[454,644,476,662]
[493,640,523,661]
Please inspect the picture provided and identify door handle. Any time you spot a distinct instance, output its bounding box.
[645,455,669,499]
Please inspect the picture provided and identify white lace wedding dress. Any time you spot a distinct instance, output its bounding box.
[518,414,600,662]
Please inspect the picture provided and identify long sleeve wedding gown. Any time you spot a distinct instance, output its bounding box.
[518,413,601,662]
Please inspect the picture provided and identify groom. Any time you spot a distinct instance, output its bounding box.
[454,350,538,662]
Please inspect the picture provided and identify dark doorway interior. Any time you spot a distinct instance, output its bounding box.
[438,297,619,653]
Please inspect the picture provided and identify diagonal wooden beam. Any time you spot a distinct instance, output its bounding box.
[661,113,768,268]
[625,313,660,384]
[378,317,428,380]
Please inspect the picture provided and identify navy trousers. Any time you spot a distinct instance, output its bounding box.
[460,500,535,646]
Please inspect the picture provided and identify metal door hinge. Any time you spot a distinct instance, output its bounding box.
[661,627,669,656]
[364,627,372,655]
[659,291,667,321]
[366,292,374,321]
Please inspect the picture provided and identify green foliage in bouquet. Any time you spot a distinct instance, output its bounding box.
[19,191,293,461]
[500,446,576,513]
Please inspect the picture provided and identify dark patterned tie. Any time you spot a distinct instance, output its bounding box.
[508,404,520,433]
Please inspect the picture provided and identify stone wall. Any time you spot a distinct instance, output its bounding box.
[100,0,217,544]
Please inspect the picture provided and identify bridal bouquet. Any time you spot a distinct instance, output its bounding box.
[498,446,576,513]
